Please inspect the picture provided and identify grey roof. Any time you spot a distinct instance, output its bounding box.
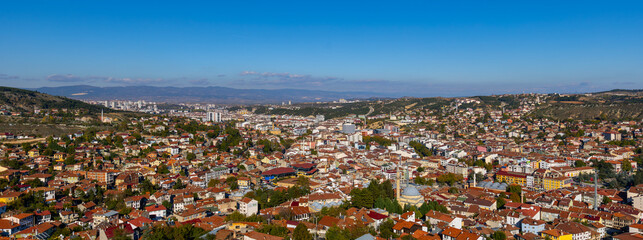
[476,181,507,190]
[355,234,376,240]
[402,186,421,197]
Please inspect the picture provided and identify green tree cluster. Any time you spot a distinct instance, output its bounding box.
[293,223,313,240]
[414,177,435,186]
[245,185,310,209]
[436,173,463,186]
[409,141,432,157]
[325,225,372,240]
[224,211,264,223]
[256,224,289,238]
[142,224,208,240]
[217,126,243,152]
[363,136,394,148]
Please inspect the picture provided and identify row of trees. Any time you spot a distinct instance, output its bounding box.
[409,141,432,157]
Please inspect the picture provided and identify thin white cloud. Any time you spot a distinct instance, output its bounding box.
[238,71,340,87]
[47,74,108,82]
[0,74,20,80]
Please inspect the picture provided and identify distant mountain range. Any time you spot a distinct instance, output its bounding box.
[33,85,390,104]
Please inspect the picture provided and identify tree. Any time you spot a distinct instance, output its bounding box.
[401,235,417,240]
[379,219,397,239]
[575,160,587,167]
[409,141,431,157]
[257,224,289,238]
[491,231,507,240]
[437,173,463,186]
[622,159,633,172]
[186,153,196,161]
[602,196,612,204]
[139,179,157,194]
[510,193,521,203]
[506,185,521,203]
[64,155,77,165]
[414,177,434,186]
[162,200,172,211]
[350,188,374,209]
[173,179,185,189]
[208,179,220,188]
[119,207,133,215]
[157,163,170,174]
[225,211,247,222]
[496,196,506,209]
[142,223,208,240]
[226,176,239,190]
[26,179,44,188]
[296,176,310,188]
[293,223,313,240]
[325,227,349,240]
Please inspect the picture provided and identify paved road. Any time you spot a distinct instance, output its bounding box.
[367,106,374,116]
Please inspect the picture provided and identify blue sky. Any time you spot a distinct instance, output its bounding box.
[1,1,642,96]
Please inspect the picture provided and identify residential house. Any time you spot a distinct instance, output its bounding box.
[541,229,573,240]
[59,210,78,224]
[0,219,20,236]
[238,198,259,217]
[146,204,167,220]
[6,213,35,231]
[521,218,546,234]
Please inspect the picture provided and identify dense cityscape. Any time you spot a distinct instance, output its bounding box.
[0,90,641,240]
[2,1,643,240]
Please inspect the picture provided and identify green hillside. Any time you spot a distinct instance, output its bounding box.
[0,86,114,114]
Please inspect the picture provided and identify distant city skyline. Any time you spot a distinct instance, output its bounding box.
[1,1,642,97]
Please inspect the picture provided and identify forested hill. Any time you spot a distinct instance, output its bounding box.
[0,86,114,114]
[246,90,643,121]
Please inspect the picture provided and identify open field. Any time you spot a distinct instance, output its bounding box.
[0,122,105,137]
[0,137,47,145]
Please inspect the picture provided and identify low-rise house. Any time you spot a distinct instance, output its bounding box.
[14,222,55,239]
[174,208,207,222]
[238,198,259,217]
[0,219,20,236]
[31,187,56,202]
[521,218,546,234]
[6,213,35,231]
[145,204,167,220]
[92,210,118,226]
[555,222,593,240]
[393,220,422,236]
[541,229,573,240]
[441,226,463,240]
[34,210,52,224]
[124,196,147,210]
[425,210,463,229]
[59,210,78,224]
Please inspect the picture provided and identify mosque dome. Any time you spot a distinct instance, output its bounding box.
[402,186,421,197]
[398,185,424,207]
